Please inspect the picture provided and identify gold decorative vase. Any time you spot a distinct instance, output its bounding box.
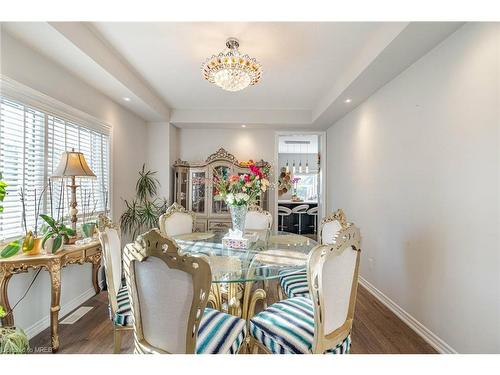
[27,237,43,256]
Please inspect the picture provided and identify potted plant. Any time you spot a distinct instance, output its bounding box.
[120,164,167,239]
[39,214,76,254]
[80,188,98,239]
[0,305,30,354]
[0,180,47,258]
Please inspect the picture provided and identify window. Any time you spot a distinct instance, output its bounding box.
[0,97,110,241]
[294,173,318,201]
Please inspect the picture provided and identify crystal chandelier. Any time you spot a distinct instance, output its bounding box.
[202,38,262,92]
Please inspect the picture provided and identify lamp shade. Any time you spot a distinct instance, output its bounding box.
[52,150,96,178]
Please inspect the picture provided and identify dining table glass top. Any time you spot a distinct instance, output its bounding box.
[173,230,317,283]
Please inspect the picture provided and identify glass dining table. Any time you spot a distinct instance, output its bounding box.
[172,230,317,320]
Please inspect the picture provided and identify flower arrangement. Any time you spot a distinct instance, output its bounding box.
[212,162,270,207]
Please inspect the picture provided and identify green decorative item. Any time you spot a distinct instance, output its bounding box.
[0,172,7,213]
[82,222,96,238]
[120,164,167,239]
[0,326,30,354]
[40,214,76,253]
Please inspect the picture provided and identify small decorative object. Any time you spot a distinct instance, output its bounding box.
[202,38,263,92]
[291,177,302,202]
[51,148,96,239]
[222,229,258,249]
[212,161,270,233]
[278,167,292,196]
[40,214,76,254]
[0,172,7,213]
[82,223,96,238]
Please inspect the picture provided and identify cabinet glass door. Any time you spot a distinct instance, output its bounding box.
[212,165,230,214]
[191,171,206,214]
[177,170,188,208]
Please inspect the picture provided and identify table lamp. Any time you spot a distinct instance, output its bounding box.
[52,149,96,236]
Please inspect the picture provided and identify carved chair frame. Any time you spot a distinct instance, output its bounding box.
[307,224,361,353]
[97,214,133,353]
[247,204,273,230]
[318,208,349,245]
[123,229,212,354]
[158,202,196,236]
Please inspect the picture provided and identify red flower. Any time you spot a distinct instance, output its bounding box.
[243,174,251,183]
[249,165,263,179]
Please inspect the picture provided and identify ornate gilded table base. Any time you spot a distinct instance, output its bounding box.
[0,241,102,353]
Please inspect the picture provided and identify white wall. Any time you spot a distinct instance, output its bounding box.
[326,23,500,353]
[178,128,275,163]
[1,31,148,337]
[146,121,171,201]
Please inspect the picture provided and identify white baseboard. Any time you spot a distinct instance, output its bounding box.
[25,279,105,339]
[358,276,457,354]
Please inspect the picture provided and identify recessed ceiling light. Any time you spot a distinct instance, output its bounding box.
[241,124,247,128]
[123,97,131,102]
[344,98,352,103]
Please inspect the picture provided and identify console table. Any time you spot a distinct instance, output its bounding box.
[0,240,102,352]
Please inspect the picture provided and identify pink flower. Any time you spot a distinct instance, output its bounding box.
[249,165,263,179]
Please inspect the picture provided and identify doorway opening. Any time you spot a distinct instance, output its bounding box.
[274,132,325,239]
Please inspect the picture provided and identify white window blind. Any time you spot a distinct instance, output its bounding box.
[0,97,110,241]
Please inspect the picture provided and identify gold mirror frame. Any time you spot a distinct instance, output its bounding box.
[123,228,212,354]
[307,224,361,353]
[158,202,196,236]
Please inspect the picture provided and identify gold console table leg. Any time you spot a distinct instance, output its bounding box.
[0,268,14,327]
[48,260,62,353]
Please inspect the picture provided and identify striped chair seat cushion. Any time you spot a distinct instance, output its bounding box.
[279,269,310,298]
[113,284,133,327]
[250,297,351,354]
[196,308,246,354]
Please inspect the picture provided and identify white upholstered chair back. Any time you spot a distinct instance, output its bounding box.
[159,202,196,237]
[245,206,273,231]
[307,224,361,353]
[98,216,122,315]
[319,209,349,245]
[123,229,211,354]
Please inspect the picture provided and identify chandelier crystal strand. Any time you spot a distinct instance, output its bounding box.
[202,38,263,92]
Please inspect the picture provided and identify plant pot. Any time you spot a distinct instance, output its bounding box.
[43,236,64,254]
[0,326,30,354]
[82,223,96,238]
[26,236,43,256]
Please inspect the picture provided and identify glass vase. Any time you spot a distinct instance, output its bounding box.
[229,204,247,234]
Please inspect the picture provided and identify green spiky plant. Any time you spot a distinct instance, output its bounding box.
[120,165,167,239]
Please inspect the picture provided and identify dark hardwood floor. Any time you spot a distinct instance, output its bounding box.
[30,284,436,354]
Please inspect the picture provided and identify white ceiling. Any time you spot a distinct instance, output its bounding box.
[1,22,464,128]
[92,22,383,110]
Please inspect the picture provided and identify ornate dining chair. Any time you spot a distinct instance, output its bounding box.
[159,202,196,237]
[97,214,133,353]
[123,228,247,354]
[245,205,273,231]
[250,224,361,354]
[278,209,349,299]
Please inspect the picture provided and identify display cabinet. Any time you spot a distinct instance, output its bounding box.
[173,148,271,232]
